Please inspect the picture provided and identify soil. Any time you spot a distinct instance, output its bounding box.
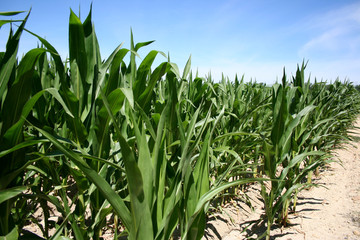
[203,118,360,240]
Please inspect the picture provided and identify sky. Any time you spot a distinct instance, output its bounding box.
[1,0,360,85]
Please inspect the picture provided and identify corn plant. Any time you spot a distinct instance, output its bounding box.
[0,7,259,240]
[260,67,327,239]
[0,10,76,239]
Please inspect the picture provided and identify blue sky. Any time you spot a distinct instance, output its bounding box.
[1,0,360,84]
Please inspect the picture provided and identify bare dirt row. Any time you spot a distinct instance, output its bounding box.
[204,118,360,240]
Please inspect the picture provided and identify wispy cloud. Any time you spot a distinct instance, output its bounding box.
[299,2,360,58]
[301,28,347,54]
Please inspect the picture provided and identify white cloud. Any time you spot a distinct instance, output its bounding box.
[299,2,360,58]
[300,28,345,54]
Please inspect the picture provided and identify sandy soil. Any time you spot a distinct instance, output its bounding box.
[204,118,360,240]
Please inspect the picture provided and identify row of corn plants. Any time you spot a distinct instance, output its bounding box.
[1,8,360,240]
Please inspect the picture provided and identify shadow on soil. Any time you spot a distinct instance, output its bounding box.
[204,195,326,240]
[237,215,301,240]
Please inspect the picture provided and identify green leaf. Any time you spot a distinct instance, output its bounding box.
[33,126,132,230]
[104,48,129,95]
[183,178,264,239]
[137,62,168,110]
[182,55,191,79]
[69,9,87,83]
[280,105,316,157]
[0,10,30,99]
[1,48,47,140]
[120,87,134,109]
[0,20,22,28]
[0,186,27,204]
[134,40,155,52]
[93,88,125,157]
[3,88,73,147]
[133,50,161,100]
[0,11,26,16]
[0,226,18,240]
[23,27,65,83]
[130,111,154,208]
[0,139,47,158]
[100,89,153,240]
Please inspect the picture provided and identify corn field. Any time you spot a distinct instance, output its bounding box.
[1,8,360,240]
